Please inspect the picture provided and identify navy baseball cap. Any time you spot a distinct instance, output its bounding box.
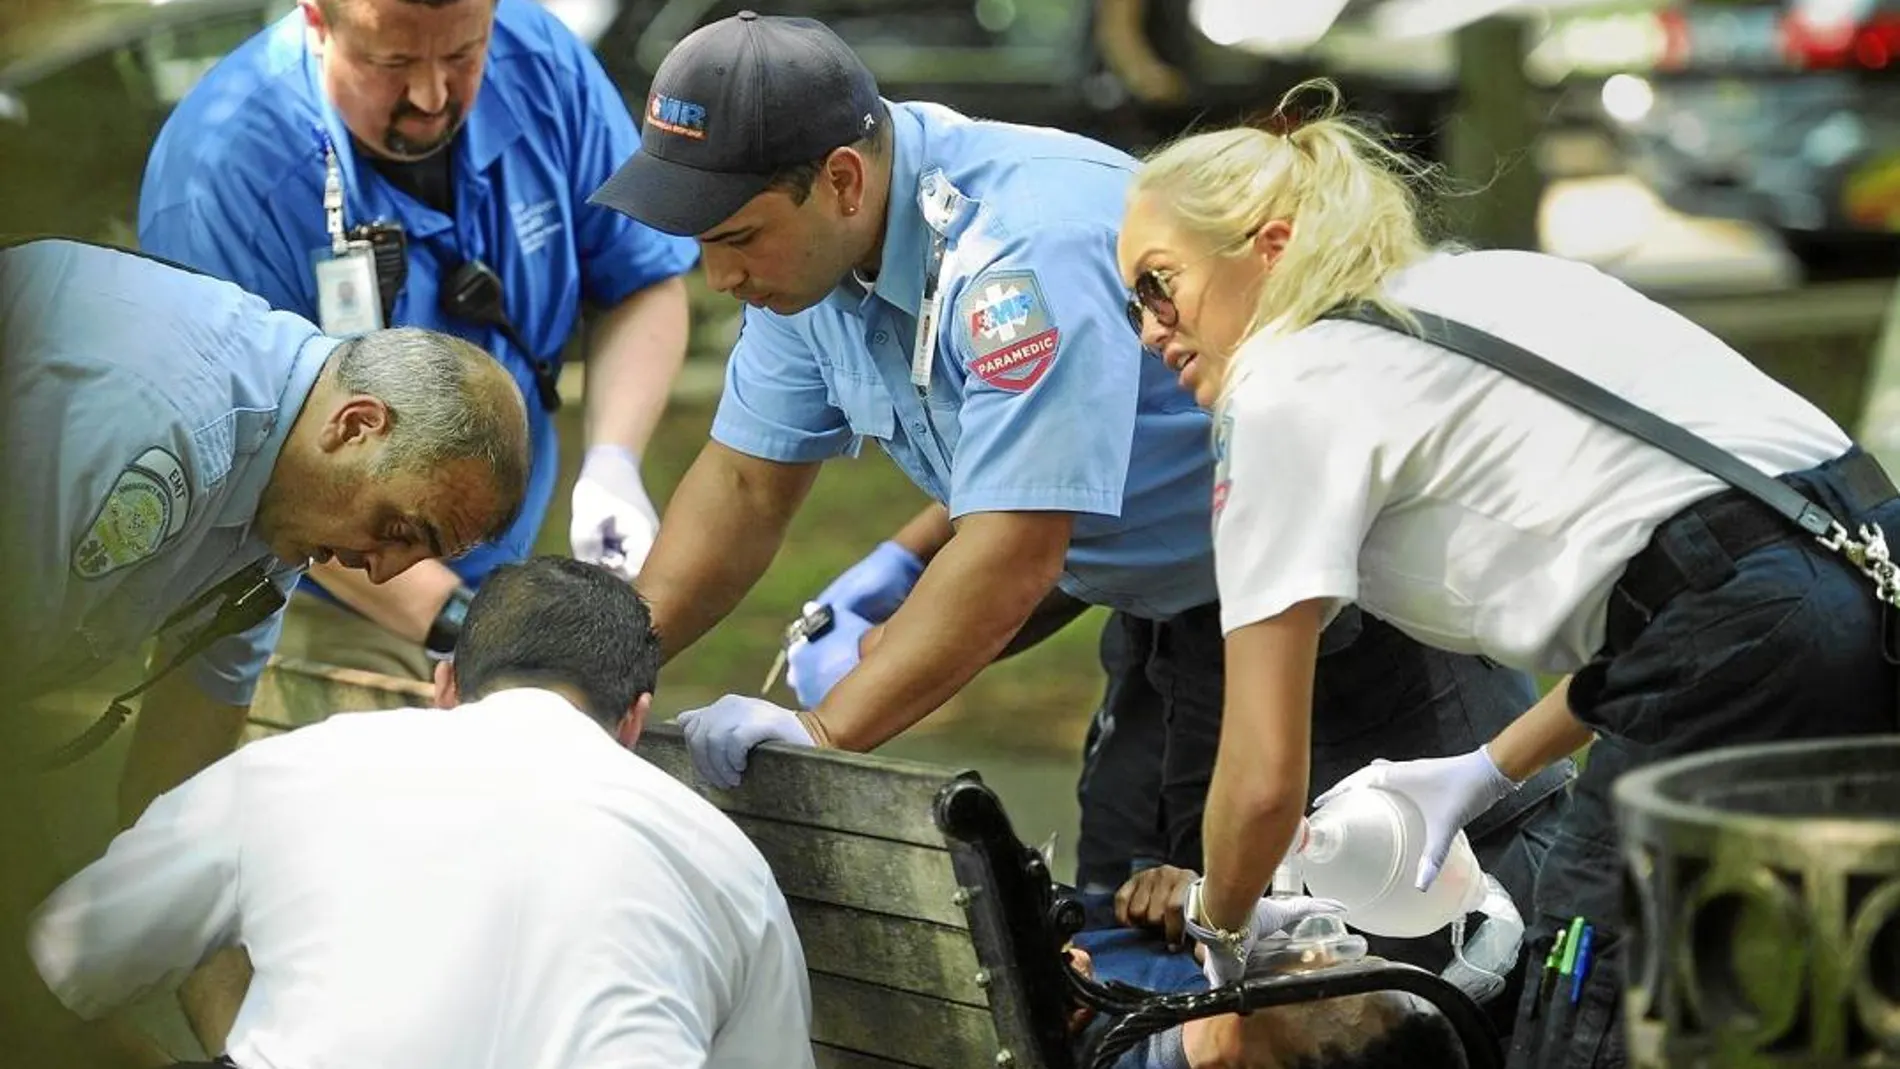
[589,12,883,237]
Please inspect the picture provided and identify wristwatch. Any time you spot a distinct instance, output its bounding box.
[1182,878,1253,960]
[425,585,476,658]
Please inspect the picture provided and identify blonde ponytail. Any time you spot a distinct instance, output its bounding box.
[1131,79,1441,353]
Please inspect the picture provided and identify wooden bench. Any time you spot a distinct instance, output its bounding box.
[245,655,436,739]
[248,657,1506,1069]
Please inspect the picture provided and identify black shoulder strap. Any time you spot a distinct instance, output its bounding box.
[1327,304,1843,538]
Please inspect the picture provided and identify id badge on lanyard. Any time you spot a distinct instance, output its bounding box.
[315,134,384,337]
[911,169,964,398]
[909,231,947,398]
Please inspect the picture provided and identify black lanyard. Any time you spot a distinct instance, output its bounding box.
[34,558,294,772]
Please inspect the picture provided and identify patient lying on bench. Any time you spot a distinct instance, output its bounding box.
[1068,879,1470,1069]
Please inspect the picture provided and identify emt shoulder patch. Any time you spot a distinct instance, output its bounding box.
[961,270,1060,393]
[73,447,191,579]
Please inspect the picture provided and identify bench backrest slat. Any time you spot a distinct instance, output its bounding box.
[814,1042,929,1068]
[811,972,1004,1068]
[730,814,970,929]
[789,899,987,1006]
[634,728,967,848]
[247,656,432,734]
[639,725,1029,1067]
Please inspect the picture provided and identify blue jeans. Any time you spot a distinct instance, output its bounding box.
[1071,908,1206,1069]
[1506,450,1900,1069]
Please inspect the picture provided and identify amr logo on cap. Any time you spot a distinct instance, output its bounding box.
[648,92,708,140]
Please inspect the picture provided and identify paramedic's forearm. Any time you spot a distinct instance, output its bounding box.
[583,277,689,453]
[1199,605,1325,931]
[891,503,955,563]
[996,587,1091,660]
[637,442,822,661]
[809,510,1070,751]
[1487,675,1595,783]
[309,557,460,645]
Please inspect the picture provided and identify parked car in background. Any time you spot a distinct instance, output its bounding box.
[592,0,1116,135]
[1532,0,1900,278]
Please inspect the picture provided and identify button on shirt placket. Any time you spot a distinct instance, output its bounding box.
[869,305,957,496]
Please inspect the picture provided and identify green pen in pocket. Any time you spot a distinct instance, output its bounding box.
[1531,923,1571,1019]
[1559,916,1586,978]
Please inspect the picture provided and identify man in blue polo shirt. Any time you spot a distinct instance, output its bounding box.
[594,18,1571,1020]
[139,0,698,687]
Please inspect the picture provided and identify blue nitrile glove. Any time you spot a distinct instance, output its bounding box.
[1314,745,1519,891]
[817,541,925,624]
[1183,877,1346,988]
[677,695,815,789]
[787,607,874,710]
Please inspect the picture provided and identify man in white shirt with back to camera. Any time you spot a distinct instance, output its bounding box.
[27,555,812,1069]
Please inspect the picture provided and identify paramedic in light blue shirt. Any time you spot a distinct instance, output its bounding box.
[592,11,1570,967]
[0,238,528,824]
[139,0,697,685]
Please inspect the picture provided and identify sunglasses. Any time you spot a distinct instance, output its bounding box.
[1124,267,1181,338]
[1124,227,1263,341]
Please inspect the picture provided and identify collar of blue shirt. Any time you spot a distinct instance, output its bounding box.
[827,102,930,321]
[215,333,343,530]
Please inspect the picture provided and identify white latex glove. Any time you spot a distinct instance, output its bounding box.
[676,695,815,789]
[1183,877,1346,988]
[1314,745,1519,891]
[570,444,660,580]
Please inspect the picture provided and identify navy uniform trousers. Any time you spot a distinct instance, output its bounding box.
[1505,448,1900,1069]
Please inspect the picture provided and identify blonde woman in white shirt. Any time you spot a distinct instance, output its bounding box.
[1115,81,1900,1069]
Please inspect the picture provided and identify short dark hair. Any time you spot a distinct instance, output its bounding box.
[451,556,660,726]
[763,101,894,205]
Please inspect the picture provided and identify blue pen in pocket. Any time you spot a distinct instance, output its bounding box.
[1569,923,1596,1005]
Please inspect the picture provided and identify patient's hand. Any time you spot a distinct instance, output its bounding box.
[1063,945,1097,1034]
[1114,864,1198,950]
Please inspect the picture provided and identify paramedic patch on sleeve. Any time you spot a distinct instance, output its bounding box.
[73,447,191,579]
[1211,412,1235,517]
[961,270,1060,393]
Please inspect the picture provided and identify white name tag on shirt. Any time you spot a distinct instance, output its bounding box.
[315,246,383,338]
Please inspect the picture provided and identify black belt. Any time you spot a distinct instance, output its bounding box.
[1608,450,1898,648]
